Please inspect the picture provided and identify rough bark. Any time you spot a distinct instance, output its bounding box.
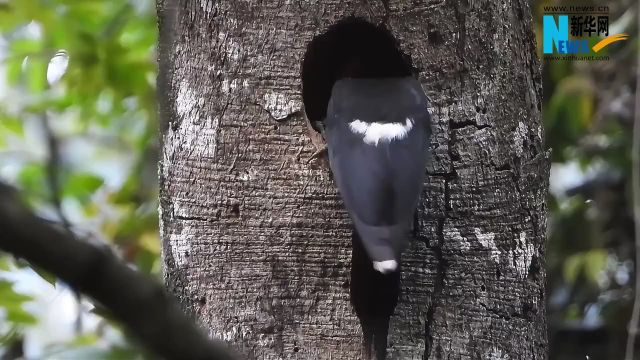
[157,0,549,359]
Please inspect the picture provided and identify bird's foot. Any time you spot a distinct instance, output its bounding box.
[306,146,328,164]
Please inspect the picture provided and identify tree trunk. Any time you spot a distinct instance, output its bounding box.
[157,0,549,359]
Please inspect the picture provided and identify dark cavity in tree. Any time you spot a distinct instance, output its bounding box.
[300,16,415,133]
[300,16,416,359]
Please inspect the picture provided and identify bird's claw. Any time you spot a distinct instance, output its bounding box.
[306,146,328,164]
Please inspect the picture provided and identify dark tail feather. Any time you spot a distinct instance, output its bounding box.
[350,228,400,360]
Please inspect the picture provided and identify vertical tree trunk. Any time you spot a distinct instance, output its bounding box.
[157,0,549,359]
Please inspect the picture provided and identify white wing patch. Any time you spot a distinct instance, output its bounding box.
[373,260,398,274]
[349,118,414,146]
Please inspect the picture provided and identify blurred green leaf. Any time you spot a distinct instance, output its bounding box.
[89,305,117,323]
[16,162,47,199]
[563,249,608,285]
[563,253,583,284]
[0,256,10,271]
[25,56,47,93]
[0,280,33,303]
[0,279,37,326]
[10,38,44,57]
[44,344,145,360]
[545,76,595,162]
[0,327,20,347]
[6,307,37,325]
[62,172,104,202]
[31,265,57,286]
[44,332,147,359]
[0,116,25,136]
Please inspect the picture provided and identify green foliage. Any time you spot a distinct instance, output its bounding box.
[0,0,158,357]
[563,249,608,285]
[62,172,104,203]
[0,279,37,326]
[43,334,149,360]
[545,75,595,161]
[535,0,638,358]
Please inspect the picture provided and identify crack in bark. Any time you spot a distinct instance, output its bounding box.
[424,85,462,359]
[508,157,539,251]
[478,302,535,322]
[424,146,452,359]
[449,120,491,131]
[424,217,447,360]
[451,0,468,87]
[175,214,212,222]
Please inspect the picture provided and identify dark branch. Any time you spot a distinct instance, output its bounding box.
[0,183,236,360]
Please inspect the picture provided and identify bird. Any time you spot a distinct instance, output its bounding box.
[301,16,431,359]
[325,76,430,274]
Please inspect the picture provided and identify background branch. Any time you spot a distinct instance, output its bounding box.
[0,183,236,360]
[39,112,71,230]
[38,110,84,334]
[624,7,640,358]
